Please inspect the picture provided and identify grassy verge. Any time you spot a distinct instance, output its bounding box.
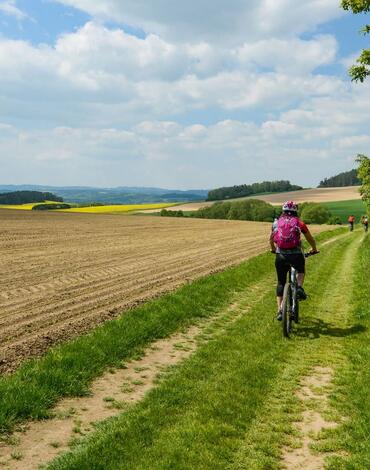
[47,230,355,470]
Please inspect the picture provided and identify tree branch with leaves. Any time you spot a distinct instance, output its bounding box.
[341,0,370,82]
[356,154,370,213]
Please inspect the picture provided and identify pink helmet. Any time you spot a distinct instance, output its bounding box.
[282,200,298,213]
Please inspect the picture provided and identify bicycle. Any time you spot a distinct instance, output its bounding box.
[281,251,319,338]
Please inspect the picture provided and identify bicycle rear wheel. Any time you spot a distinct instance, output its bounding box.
[281,283,292,338]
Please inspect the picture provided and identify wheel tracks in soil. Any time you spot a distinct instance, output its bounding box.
[0,232,248,295]
[0,274,272,469]
[281,233,362,470]
[0,238,265,309]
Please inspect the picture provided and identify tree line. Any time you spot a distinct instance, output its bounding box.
[357,154,370,214]
[0,191,63,205]
[161,199,342,225]
[318,169,360,188]
[207,180,302,201]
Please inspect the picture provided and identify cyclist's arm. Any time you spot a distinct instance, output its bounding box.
[269,231,276,252]
[303,229,317,252]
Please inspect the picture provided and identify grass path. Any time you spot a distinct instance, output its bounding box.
[231,231,363,469]
[45,231,367,469]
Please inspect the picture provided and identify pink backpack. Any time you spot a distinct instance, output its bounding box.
[274,215,301,249]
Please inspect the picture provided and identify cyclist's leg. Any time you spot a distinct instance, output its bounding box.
[275,254,289,311]
[297,272,305,287]
[287,253,305,286]
[289,253,306,299]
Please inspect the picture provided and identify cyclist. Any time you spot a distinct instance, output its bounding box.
[270,201,318,321]
[361,215,369,232]
[348,214,355,231]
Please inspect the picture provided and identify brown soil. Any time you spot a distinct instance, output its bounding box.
[253,186,361,204]
[143,186,361,212]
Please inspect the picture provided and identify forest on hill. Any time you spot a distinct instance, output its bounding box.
[0,191,63,205]
[318,169,360,187]
[0,185,208,205]
[207,181,302,201]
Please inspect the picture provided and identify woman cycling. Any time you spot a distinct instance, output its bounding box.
[270,201,318,321]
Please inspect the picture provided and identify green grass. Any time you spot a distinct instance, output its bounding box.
[323,199,366,224]
[47,230,357,470]
[323,233,370,469]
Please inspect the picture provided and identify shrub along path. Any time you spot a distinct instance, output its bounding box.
[0,228,367,469]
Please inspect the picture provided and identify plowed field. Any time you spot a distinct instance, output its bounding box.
[0,210,329,374]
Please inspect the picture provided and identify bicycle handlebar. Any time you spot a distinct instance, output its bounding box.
[270,250,320,257]
[304,251,320,258]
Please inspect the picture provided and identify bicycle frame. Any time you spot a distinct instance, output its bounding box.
[281,251,318,337]
[289,267,299,317]
[281,267,299,337]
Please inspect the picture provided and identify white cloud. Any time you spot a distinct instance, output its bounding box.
[1,80,369,188]
[0,0,28,20]
[236,35,338,74]
[54,0,343,44]
[0,23,345,128]
[0,3,368,189]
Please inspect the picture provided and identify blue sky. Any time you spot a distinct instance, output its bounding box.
[0,0,369,188]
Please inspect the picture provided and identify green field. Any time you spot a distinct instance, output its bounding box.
[323,199,367,224]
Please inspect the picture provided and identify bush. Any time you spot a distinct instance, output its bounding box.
[32,203,71,211]
[194,199,276,222]
[328,216,343,225]
[299,202,331,224]
[160,209,184,217]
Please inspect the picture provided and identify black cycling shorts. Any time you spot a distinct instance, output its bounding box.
[275,252,305,297]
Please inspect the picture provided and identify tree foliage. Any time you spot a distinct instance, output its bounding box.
[341,0,370,82]
[207,180,302,201]
[32,203,71,210]
[160,209,184,217]
[299,203,331,224]
[318,169,360,187]
[0,191,63,205]
[356,154,370,212]
[194,199,276,222]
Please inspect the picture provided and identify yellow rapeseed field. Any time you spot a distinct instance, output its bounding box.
[0,201,60,210]
[0,202,177,213]
[61,203,177,214]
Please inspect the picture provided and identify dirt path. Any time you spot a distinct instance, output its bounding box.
[0,275,269,469]
[282,367,338,470]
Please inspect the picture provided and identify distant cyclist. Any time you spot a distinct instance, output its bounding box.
[361,215,369,232]
[270,201,318,321]
[348,215,355,231]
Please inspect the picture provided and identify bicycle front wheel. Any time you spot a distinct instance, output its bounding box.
[282,283,292,338]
